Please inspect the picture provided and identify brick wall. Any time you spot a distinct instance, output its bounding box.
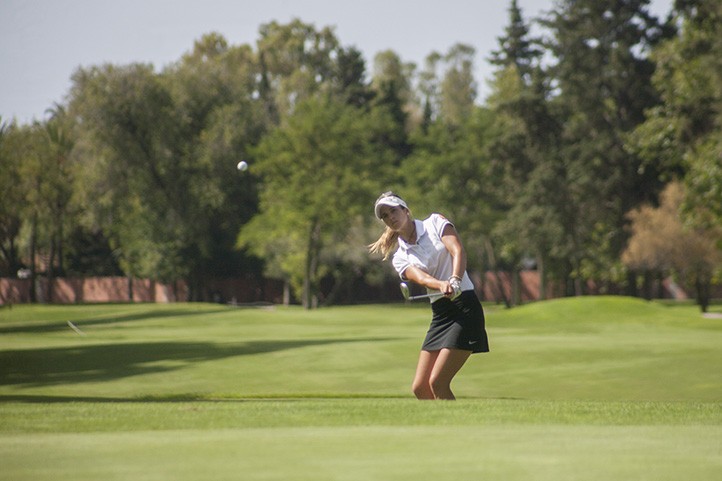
[0,277,187,304]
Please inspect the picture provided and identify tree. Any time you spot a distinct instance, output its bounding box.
[37,105,76,300]
[0,115,78,301]
[438,43,477,126]
[238,96,394,308]
[256,19,342,119]
[0,119,25,278]
[330,46,374,107]
[12,121,66,301]
[489,0,543,83]
[59,23,387,303]
[417,51,442,129]
[366,51,413,161]
[486,0,564,302]
[625,0,722,310]
[416,43,478,128]
[540,0,669,293]
[622,182,721,311]
[371,49,417,137]
[165,34,267,295]
[68,38,271,299]
[628,0,722,229]
[68,63,195,287]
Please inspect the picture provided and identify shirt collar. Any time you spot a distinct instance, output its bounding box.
[398,219,426,249]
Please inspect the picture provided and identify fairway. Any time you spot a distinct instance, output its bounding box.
[1,297,721,480]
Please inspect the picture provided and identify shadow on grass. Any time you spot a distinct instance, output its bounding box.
[0,394,212,403]
[0,393,410,403]
[0,307,231,334]
[0,338,396,388]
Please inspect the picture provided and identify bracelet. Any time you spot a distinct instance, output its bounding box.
[449,275,462,283]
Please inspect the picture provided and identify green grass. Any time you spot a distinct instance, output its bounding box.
[1,297,721,480]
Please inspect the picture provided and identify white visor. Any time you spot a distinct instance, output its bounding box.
[374,195,408,219]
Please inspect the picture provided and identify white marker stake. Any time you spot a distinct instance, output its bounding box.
[67,321,87,337]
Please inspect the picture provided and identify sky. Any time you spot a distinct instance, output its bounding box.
[1,0,673,125]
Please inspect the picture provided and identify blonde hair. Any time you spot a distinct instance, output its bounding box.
[368,191,411,260]
[368,226,400,260]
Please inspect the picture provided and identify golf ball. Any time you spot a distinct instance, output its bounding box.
[237,161,248,171]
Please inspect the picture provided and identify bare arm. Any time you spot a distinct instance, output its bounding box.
[403,265,448,294]
[440,224,467,281]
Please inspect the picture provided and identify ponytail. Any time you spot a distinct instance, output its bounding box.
[368,226,400,260]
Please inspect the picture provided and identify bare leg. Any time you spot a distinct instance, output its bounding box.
[412,348,471,400]
[411,350,438,400]
[428,348,472,400]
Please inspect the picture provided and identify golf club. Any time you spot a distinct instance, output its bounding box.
[399,282,439,301]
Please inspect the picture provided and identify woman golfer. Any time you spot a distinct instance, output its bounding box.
[369,192,489,400]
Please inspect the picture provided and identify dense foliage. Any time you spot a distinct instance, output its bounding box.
[1,1,720,308]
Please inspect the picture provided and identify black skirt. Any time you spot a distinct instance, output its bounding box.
[422,290,489,353]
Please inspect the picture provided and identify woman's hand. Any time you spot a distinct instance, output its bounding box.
[448,275,462,299]
[441,276,462,299]
[440,279,454,297]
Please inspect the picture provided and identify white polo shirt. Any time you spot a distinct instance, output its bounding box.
[392,213,474,301]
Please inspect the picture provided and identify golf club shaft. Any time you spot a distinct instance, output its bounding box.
[407,293,437,300]
[399,282,441,301]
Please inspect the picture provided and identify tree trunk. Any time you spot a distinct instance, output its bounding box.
[29,212,38,303]
[642,271,654,300]
[47,233,56,303]
[537,254,546,301]
[512,267,521,306]
[57,214,64,276]
[484,238,510,308]
[696,274,710,313]
[303,219,321,309]
[283,279,290,306]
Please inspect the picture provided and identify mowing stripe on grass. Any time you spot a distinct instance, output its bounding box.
[2,424,721,481]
